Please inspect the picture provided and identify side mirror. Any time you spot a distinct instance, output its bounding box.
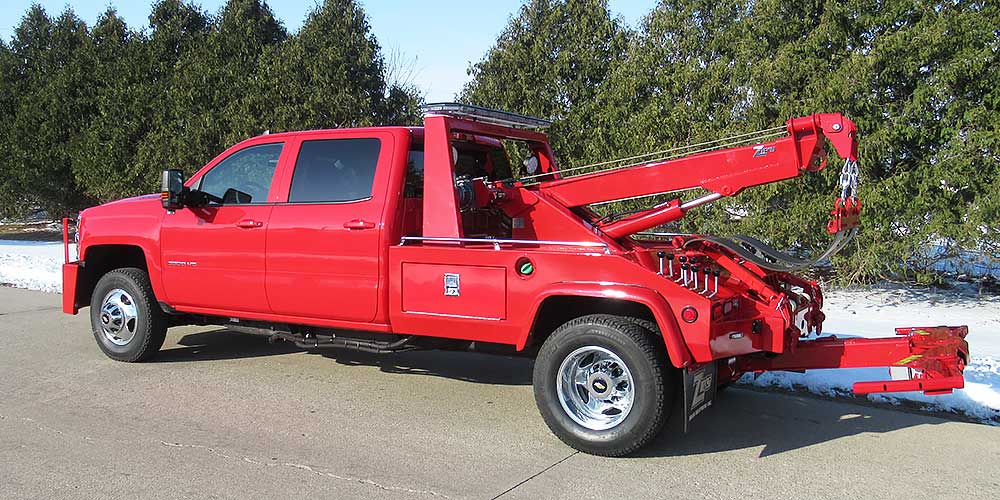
[161,169,185,210]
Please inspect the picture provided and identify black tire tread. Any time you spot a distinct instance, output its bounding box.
[91,267,167,363]
[622,317,660,336]
[534,313,669,457]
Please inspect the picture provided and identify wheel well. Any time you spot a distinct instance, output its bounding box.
[76,245,149,308]
[528,296,657,350]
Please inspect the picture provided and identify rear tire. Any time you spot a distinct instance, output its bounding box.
[90,268,167,362]
[533,314,672,457]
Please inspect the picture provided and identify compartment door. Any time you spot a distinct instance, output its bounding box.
[401,263,507,320]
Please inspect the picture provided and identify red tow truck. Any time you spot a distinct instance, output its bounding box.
[62,103,969,456]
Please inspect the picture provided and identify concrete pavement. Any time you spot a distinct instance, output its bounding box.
[1,286,997,499]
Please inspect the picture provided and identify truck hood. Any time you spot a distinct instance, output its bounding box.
[98,193,159,207]
[81,194,162,219]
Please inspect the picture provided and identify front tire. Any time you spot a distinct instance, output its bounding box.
[533,314,672,456]
[90,268,167,362]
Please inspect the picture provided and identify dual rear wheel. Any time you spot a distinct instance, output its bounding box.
[533,314,675,457]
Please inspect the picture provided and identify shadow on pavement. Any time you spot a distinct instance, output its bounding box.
[154,328,300,362]
[319,349,534,386]
[638,387,953,458]
[157,328,533,385]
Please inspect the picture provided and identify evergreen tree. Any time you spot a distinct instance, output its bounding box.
[205,0,288,144]
[132,0,211,178]
[0,39,20,216]
[0,0,989,282]
[70,9,156,202]
[6,6,92,216]
[0,0,420,215]
[461,0,628,163]
[254,0,396,132]
[592,0,1000,282]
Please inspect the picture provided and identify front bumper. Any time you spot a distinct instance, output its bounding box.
[61,217,80,315]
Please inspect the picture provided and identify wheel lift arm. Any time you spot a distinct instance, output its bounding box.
[738,326,970,395]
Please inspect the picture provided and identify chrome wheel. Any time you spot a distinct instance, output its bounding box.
[98,288,138,346]
[556,345,635,431]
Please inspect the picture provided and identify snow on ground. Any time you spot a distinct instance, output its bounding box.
[1,238,998,422]
[0,240,74,293]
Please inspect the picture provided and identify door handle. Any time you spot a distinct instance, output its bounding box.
[343,219,376,230]
[235,219,263,229]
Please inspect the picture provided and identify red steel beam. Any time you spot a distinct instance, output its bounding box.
[739,326,969,395]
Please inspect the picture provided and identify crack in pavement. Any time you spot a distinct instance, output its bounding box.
[159,441,451,498]
[490,451,579,499]
[0,414,96,443]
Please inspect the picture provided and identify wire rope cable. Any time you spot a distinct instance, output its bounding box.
[519,125,787,185]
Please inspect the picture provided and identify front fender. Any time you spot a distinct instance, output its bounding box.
[522,282,693,368]
[76,197,166,304]
[79,236,165,300]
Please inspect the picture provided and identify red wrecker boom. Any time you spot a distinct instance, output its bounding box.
[540,113,860,237]
[530,112,969,396]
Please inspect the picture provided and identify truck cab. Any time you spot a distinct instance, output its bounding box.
[62,103,968,457]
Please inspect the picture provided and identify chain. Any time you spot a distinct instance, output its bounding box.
[838,158,860,200]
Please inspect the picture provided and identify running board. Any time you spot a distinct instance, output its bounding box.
[268,332,417,354]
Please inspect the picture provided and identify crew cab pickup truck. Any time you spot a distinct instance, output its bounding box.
[63,103,969,456]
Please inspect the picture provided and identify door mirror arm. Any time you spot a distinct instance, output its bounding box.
[183,189,213,207]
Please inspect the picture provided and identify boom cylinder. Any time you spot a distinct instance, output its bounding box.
[598,193,724,239]
[600,199,683,239]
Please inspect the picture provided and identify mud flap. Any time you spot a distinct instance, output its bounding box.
[682,361,717,433]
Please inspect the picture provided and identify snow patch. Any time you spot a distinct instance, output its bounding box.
[0,240,74,293]
[741,364,1000,423]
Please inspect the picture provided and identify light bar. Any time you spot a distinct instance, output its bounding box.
[420,102,552,130]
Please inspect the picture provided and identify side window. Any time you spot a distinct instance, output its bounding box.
[288,138,381,203]
[199,143,283,204]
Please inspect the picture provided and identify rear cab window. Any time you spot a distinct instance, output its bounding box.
[288,138,382,203]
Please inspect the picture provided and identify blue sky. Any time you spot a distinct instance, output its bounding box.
[0,1,652,101]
